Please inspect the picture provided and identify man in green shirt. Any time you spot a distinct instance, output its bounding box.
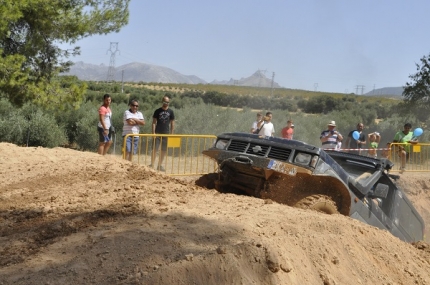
[393,123,418,171]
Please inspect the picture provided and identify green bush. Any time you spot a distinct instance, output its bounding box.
[75,115,99,151]
[0,103,67,147]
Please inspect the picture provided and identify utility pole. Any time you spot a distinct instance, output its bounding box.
[270,72,275,99]
[121,69,125,93]
[106,42,119,82]
[256,69,267,96]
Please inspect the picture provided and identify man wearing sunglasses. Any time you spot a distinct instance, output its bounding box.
[150,95,175,171]
[122,99,145,161]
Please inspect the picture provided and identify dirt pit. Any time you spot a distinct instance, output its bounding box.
[0,142,429,284]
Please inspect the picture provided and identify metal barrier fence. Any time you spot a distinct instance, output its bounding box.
[122,134,218,176]
[121,135,430,174]
[387,143,430,172]
[342,143,430,172]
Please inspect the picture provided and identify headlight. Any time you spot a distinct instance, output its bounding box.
[215,139,228,149]
[294,153,312,166]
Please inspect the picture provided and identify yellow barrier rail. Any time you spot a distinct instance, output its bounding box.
[121,135,430,174]
[345,143,430,172]
[122,134,218,176]
[386,143,430,172]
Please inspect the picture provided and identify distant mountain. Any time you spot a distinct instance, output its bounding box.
[211,70,281,88]
[364,87,404,97]
[64,61,206,84]
[64,62,282,88]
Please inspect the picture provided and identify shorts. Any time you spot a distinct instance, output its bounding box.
[98,127,112,143]
[397,148,410,160]
[153,136,168,151]
[124,136,139,154]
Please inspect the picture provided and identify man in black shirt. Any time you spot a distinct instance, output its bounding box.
[345,123,366,155]
[150,96,175,171]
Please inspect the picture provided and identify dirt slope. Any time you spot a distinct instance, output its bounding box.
[0,143,429,285]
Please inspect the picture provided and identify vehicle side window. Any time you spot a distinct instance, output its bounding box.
[372,176,394,216]
[396,195,424,241]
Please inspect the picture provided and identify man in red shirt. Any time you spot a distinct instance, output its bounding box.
[281,120,294,140]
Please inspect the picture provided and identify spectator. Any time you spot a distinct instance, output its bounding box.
[393,123,418,172]
[344,123,366,155]
[150,96,175,171]
[251,112,263,134]
[381,142,392,159]
[257,112,275,137]
[97,94,113,155]
[367,132,381,158]
[122,99,145,161]
[281,120,294,140]
[320,120,343,149]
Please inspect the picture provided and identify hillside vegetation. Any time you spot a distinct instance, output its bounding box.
[0,79,428,152]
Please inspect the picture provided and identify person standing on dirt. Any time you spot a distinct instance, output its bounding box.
[150,95,175,171]
[251,112,263,134]
[97,94,113,155]
[393,123,418,172]
[122,99,145,161]
[257,112,275,137]
[344,123,366,155]
[320,120,343,149]
[281,119,294,140]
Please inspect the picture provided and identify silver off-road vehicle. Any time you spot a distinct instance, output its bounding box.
[199,132,424,242]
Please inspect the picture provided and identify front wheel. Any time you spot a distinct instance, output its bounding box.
[294,194,339,214]
[195,173,218,189]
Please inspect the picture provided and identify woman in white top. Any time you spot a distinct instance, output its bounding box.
[97,94,113,155]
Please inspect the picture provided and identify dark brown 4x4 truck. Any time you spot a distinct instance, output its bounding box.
[200,132,424,243]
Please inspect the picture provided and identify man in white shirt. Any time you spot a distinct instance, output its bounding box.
[257,112,275,137]
[122,100,145,161]
[320,120,343,150]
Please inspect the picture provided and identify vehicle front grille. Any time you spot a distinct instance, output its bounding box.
[268,147,291,161]
[228,140,248,152]
[227,140,291,161]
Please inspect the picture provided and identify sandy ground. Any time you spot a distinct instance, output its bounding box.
[0,142,429,285]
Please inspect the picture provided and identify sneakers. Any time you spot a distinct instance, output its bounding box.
[399,167,406,173]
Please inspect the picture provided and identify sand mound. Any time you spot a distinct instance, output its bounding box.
[0,143,429,284]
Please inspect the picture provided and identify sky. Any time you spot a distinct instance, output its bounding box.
[61,0,430,94]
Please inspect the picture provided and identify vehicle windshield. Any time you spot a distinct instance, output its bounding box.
[334,159,378,184]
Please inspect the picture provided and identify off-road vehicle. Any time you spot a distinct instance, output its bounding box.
[200,132,425,242]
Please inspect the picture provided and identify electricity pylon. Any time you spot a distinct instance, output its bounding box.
[106,42,119,82]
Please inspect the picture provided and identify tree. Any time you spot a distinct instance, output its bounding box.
[402,53,430,120]
[0,0,130,109]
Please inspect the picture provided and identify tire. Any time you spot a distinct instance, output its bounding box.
[195,173,218,189]
[294,194,339,214]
